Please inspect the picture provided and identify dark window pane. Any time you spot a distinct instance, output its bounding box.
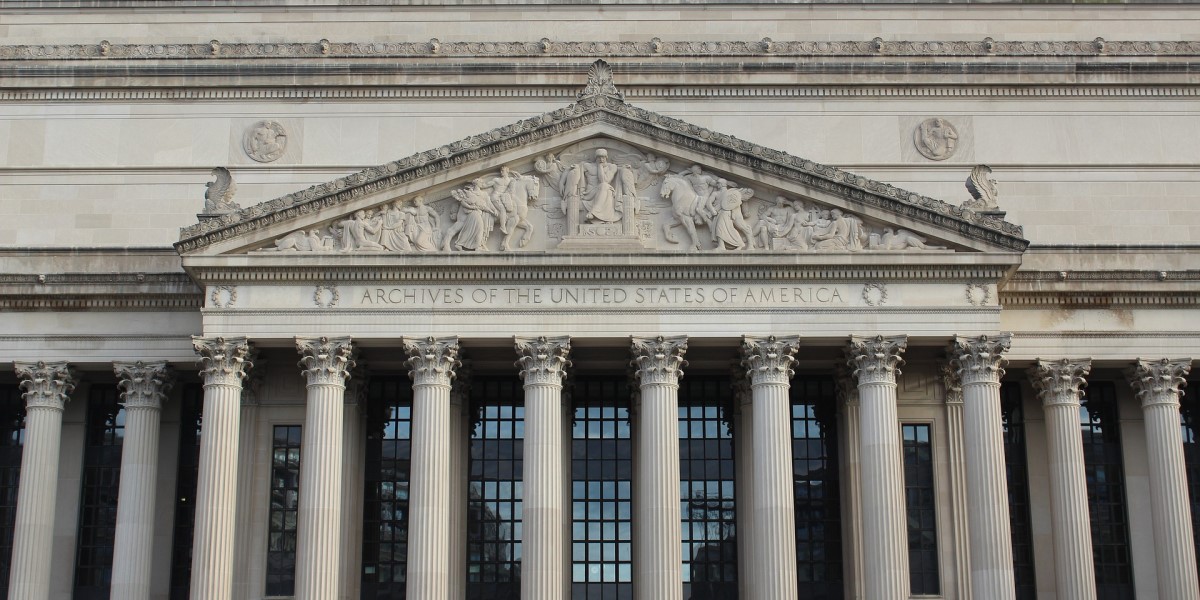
[1083,382,1134,600]
[679,376,738,600]
[903,423,939,595]
[74,384,123,600]
[467,377,522,600]
[0,384,25,599]
[168,383,203,599]
[791,375,844,599]
[362,377,413,599]
[1185,381,1200,578]
[1000,382,1037,600]
[265,425,302,597]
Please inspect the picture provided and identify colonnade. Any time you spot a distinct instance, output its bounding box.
[5,337,1198,600]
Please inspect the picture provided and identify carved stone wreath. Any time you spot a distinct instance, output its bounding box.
[314,284,340,309]
[243,120,288,163]
[210,285,237,308]
[965,282,991,306]
[862,283,888,307]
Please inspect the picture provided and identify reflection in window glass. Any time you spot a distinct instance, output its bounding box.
[1185,381,1200,576]
[571,377,632,600]
[0,384,24,600]
[168,384,203,600]
[1000,382,1037,600]
[1081,382,1134,600]
[678,376,737,600]
[74,384,124,600]
[468,377,523,600]
[362,377,414,599]
[266,425,302,597]
[790,376,843,599]
[903,423,939,595]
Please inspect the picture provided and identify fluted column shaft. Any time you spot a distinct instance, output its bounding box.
[516,336,571,600]
[733,374,755,600]
[940,364,972,600]
[111,361,174,600]
[190,337,253,600]
[1127,358,1199,599]
[449,368,472,600]
[8,361,75,600]
[953,335,1017,600]
[743,335,800,600]
[293,337,355,600]
[847,335,910,600]
[1030,358,1096,600]
[834,369,865,599]
[405,336,460,600]
[631,335,687,600]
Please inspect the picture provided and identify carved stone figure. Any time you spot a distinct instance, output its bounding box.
[684,165,721,236]
[265,228,333,252]
[405,195,442,252]
[337,209,385,251]
[964,164,999,210]
[482,167,542,250]
[811,208,863,251]
[914,118,959,161]
[380,201,413,251]
[442,180,498,251]
[243,121,288,163]
[710,179,754,251]
[561,149,636,224]
[203,167,241,214]
[659,173,710,251]
[868,227,941,251]
[753,196,798,250]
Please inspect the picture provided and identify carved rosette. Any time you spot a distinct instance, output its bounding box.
[1126,358,1193,409]
[939,363,964,405]
[514,335,572,387]
[296,336,356,387]
[846,334,908,386]
[192,336,254,387]
[1028,359,1092,407]
[950,334,1012,387]
[13,361,76,410]
[404,336,461,387]
[113,360,175,410]
[630,335,688,387]
[741,335,799,386]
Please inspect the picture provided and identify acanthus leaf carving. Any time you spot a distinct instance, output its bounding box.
[404,336,461,387]
[13,360,76,410]
[846,334,908,385]
[741,335,799,386]
[295,336,356,387]
[113,360,175,410]
[514,335,572,386]
[631,335,688,387]
[1126,358,1193,408]
[193,336,254,387]
[1028,358,1092,407]
[950,333,1012,387]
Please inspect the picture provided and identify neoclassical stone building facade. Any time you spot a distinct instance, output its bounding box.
[1,2,1199,600]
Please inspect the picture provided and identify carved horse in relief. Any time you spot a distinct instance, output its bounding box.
[500,175,542,250]
[659,174,711,251]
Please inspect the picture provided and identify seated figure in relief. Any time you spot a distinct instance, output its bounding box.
[380,201,413,252]
[404,195,442,252]
[442,180,499,251]
[753,196,798,250]
[337,209,385,252]
[811,208,866,252]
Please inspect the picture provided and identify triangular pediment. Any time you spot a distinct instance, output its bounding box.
[176,61,1027,259]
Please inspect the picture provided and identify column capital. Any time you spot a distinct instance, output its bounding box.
[740,335,799,386]
[1028,358,1092,407]
[731,365,752,409]
[404,336,460,387]
[846,334,907,385]
[1126,358,1193,409]
[940,363,963,405]
[630,335,688,386]
[833,363,860,409]
[951,333,1012,386]
[13,360,76,410]
[296,336,356,387]
[113,360,175,410]
[514,335,572,387]
[241,357,266,406]
[192,336,253,387]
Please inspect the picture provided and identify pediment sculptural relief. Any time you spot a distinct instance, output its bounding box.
[256,138,949,255]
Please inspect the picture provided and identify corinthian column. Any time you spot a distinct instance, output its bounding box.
[449,364,473,600]
[405,336,460,600]
[294,336,355,600]
[951,334,1016,600]
[846,334,909,600]
[1029,358,1096,600]
[1126,358,1198,599]
[8,361,75,600]
[630,335,687,600]
[741,335,800,600]
[111,361,175,600]
[515,336,571,600]
[191,336,253,600]
[732,371,755,600]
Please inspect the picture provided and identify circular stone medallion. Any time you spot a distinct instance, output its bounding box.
[243,120,288,163]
